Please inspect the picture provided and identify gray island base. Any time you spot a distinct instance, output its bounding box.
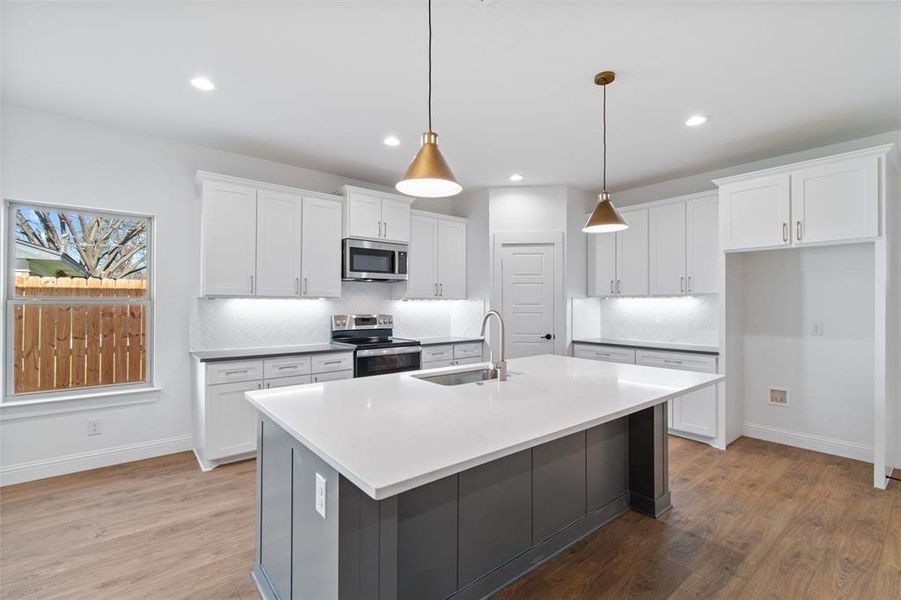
[252,403,670,600]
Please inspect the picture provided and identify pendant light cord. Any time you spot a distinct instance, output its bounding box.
[602,83,607,192]
[428,0,432,132]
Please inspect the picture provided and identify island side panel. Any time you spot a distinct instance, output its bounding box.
[259,419,294,600]
[586,418,629,511]
[627,403,672,517]
[532,432,588,542]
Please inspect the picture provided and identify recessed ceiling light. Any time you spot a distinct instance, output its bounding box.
[685,114,708,127]
[509,174,524,182]
[190,76,215,91]
[383,136,401,147]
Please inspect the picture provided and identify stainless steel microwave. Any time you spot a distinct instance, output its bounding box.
[342,238,408,281]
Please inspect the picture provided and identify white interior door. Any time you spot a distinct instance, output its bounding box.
[499,244,555,358]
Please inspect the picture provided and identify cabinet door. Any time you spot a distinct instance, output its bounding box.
[301,197,342,298]
[380,196,411,243]
[206,380,260,460]
[587,230,617,296]
[649,202,686,296]
[406,214,439,298]
[616,208,649,296]
[791,156,878,245]
[344,190,382,240]
[673,386,717,438]
[256,190,301,297]
[437,219,466,299]
[311,370,353,383]
[719,174,790,251]
[264,374,313,389]
[201,180,257,296]
[422,359,454,370]
[685,195,719,294]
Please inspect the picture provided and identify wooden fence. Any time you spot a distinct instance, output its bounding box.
[12,275,148,394]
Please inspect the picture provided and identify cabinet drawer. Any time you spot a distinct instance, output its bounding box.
[454,357,482,366]
[454,342,483,360]
[264,374,312,389]
[312,370,353,383]
[312,353,354,374]
[573,345,635,364]
[635,350,717,373]
[423,358,454,370]
[263,356,312,379]
[206,359,264,385]
[422,345,454,363]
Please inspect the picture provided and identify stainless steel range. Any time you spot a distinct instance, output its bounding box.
[331,314,421,377]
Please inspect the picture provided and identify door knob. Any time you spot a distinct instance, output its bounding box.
[542,333,552,340]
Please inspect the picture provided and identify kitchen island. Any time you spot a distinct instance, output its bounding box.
[246,354,723,600]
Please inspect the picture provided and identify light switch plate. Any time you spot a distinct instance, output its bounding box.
[315,473,327,519]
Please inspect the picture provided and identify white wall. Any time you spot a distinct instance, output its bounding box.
[0,105,462,484]
[739,245,875,460]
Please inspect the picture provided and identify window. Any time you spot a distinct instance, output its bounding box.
[6,201,152,398]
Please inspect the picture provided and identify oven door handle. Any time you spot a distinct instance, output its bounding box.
[356,346,422,358]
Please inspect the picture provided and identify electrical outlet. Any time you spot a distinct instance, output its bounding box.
[315,473,327,519]
[810,321,824,336]
[86,418,103,436]
[769,388,788,406]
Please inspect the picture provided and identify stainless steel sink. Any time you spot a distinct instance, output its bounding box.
[414,368,500,386]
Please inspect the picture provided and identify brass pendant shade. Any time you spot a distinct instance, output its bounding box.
[583,191,628,233]
[396,0,461,198]
[583,70,629,234]
[396,130,462,198]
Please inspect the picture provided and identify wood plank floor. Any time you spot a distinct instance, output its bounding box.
[1,437,899,599]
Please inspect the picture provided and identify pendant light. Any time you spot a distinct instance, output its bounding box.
[583,71,628,233]
[396,0,462,198]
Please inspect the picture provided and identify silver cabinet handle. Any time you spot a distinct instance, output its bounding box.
[266,383,271,389]
[616,280,621,294]
[295,277,299,294]
[687,276,692,293]
[680,276,685,293]
[313,376,318,383]
[439,283,443,296]
[323,360,343,365]
[434,283,438,296]
[782,222,788,243]
[796,221,802,241]
[276,365,298,371]
[250,275,254,294]
[303,278,308,295]
[663,359,683,365]
[609,279,614,295]
[377,221,382,237]
[225,369,249,375]
[383,221,388,238]
[257,383,262,390]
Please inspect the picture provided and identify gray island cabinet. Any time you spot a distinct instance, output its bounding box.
[246,355,723,599]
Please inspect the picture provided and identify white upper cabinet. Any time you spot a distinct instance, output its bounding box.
[437,218,467,299]
[649,202,686,295]
[198,172,343,298]
[400,211,467,299]
[380,197,412,244]
[790,156,878,245]
[406,214,439,298]
[716,146,889,252]
[201,180,257,297]
[340,186,413,243]
[685,195,719,294]
[616,208,649,296]
[301,196,343,298]
[587,228,617,297]
[718,174,791,251]
[343,189,382,240]
[256,190,302,297]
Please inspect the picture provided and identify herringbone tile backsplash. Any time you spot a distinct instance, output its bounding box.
[190,282,484,350]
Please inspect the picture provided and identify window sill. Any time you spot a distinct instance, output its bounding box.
[0,386,162,421]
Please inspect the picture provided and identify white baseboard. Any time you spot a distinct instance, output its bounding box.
[0,434,194,486]
[741,422,873,463]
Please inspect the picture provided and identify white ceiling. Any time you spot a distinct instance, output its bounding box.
[3,1,899,192]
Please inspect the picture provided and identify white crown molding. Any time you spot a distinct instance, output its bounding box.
[194,170,343,202]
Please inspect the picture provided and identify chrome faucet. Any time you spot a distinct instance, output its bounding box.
[479,310,507,381]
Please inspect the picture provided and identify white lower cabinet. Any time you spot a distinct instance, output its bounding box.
[421,342,484,370]
[636,350,718,440]
[193,351,353,469]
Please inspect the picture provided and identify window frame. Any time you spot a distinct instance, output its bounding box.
[4,199,155,401]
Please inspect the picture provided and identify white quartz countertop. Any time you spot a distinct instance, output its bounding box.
[191,343,351,362]
[417,336,484,346]
[573,338,719,355]
[245,354,724,500]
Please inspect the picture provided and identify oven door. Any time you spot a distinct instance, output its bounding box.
[355,346,422,378]
[343,239,407,281]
